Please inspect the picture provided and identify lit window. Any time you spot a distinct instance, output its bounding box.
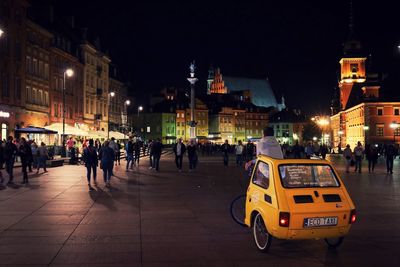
[376,124,384,136]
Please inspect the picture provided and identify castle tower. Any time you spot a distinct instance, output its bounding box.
[207,65,214,95]
[210,68,227,94]
[338,0,367,110]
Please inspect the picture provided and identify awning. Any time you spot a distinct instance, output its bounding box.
[45,123,89,136]
[89,130,108,139]
[109,131,126,139]
[15,127,58,134]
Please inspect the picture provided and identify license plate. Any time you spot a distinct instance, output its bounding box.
[303,217,338,228]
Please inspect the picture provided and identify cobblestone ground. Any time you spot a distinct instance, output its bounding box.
[0,151,399,266]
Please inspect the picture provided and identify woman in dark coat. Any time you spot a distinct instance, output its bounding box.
[187,139,198,171]
[99,141,115,187]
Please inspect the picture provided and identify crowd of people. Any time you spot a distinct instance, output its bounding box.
[0,136,49,187]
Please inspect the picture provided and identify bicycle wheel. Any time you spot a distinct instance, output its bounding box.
[230,194,247,227]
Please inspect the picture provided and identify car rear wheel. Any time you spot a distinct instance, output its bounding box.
[324,237,344,248]
[253,213,272,252]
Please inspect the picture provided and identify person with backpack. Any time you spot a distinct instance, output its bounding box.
[385,143,397,174]
[37,142,49,174]
[99,140,115,187]
[125,137,134,170]
[173,138,186,172]
[19,137,32,184]
[353,141,364,173]
[4,136,18,184]
[83,139,98,190]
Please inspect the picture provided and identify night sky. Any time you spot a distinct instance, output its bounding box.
[34,0,400,114]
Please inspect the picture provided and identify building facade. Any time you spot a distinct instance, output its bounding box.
[109,65,128,133]
[80,42,111,132]
[0,0,29,139]
[24,20,52,128]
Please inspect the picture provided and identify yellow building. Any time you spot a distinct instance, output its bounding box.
[80,40,111,132]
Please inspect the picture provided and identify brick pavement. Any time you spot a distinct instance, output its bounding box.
[0,153,399,266]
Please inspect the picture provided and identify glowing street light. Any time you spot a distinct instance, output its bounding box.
[107,91,115,139]
[0,28,4,38]
[62,68,74,153]
[313,136,317,141]
[137,105,143,117]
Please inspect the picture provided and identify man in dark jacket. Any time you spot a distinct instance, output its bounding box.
[173,138,186,172]
[151,138,163,171]
[4,136,18,184]
[386,143,398,174]
[126,137,134,170]
[19,137,32,184]
[245,141,255,161]
[83,139,98,190]
[221,140,230,167]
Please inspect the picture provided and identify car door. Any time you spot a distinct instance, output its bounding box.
[246,160,279,228]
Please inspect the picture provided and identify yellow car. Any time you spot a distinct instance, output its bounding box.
[244,155,356,251]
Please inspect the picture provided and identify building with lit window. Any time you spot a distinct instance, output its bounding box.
[330,12,400,148]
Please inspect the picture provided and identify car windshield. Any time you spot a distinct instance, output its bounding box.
[278,164,340,188]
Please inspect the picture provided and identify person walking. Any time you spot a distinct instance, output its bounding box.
[366,145,378,173]
[83,139,98,190]
[31,141,39,170]
[342,144,353,173]
[134,141,141,166]
[19,138,32,184]
[221,140,230,167]
[235,140,244,167]
[125,137,134,170]
[99,141,115,187]
[0,140,4,186]
[37,142,49,174]
[320,144,328,160]
[173,138,186,172]
[109,137,118,166]
[305,143,313,159]
[353,141,364,173]
[115,140,122,165]
[245,141,255,161]
[292,141,302,159]
[187,139,198,171]
[385,143,397,174]
[148,139,154,170]
[4,136,18,184]
[151,138,162,171]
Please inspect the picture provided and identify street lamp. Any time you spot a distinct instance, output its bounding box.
[0,28,4,38]
[363,125,369,145]
[107,91,115,139]
[62,68,74,153]
[137,105,143,117]
[187,61,198,139]
[390,122,399,143]
[123,100,131,139]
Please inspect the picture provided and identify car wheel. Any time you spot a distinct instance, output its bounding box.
[253,213,272,252]
[324,237,344,248]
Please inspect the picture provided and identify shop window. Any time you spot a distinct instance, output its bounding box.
[1,123,8,140]
[376,124,384,136]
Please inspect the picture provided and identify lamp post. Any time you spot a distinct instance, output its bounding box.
[63,68,74,152]
[390,122,399,143]
[363,125,369,145]
[123,100,131,139]
[107,91,115,139]
[187,61,198,139]
[137,106,143,117]
[0,28,4,38]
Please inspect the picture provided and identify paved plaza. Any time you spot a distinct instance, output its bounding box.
[0,151,400,266]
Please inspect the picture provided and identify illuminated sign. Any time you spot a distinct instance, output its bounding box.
[0,111,10,118]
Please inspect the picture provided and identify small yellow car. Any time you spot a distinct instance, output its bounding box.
[244,155,356,251]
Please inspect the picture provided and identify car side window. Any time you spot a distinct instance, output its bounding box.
[252,161,270,189]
